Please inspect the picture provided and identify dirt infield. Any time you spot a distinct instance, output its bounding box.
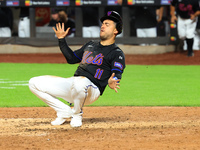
[0,51,200,149]
[0,107,200,150]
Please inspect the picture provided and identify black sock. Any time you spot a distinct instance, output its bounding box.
[186,38,194,54]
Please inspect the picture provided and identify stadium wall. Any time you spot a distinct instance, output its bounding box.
[0,45,175,54]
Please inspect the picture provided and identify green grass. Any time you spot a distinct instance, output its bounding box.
[0,63,200,107]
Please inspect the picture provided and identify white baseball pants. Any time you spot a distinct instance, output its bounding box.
[82,26,100,37]
[136,27,157,38]
[29,75,100,118]
[0,27,11,37]
[136,27,157,46]
[177,16,197,39]
[183,30,200,50]
[18,17,30,37]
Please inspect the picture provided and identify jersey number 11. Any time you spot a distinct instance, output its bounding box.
[94,68,104,80]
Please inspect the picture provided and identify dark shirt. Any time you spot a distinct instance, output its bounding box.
[82,7,99,27]
[171,0,200,19]
[0,8,12,28]
[61,18,75,36]
[19,7,29,18]
[48,19,57,27]
[197,16,200,29]
[49,18,75,36]
[135,6,159,28]
[58,39,125,95]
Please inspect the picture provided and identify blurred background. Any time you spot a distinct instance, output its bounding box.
[0,0,199,54]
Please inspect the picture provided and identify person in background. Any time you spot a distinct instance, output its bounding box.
[82,7,100,37]
[48,9,75,37]
[157,6,166,37]
[48,8,60,27]
[170,0,200,57]
[193,16,200,50]
[135,6,163,45]
[184,17,200,51]
[58,10,75,37]
[0,8,12,37]
[18,7,30,37]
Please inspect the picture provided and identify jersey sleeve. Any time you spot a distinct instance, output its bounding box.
[110,49,125,80]
[73,41,93,61]
[59,38,81,64]
[59,38,91,64]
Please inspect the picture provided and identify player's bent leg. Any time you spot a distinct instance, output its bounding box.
[70,112,83,128]
[70,77,100,127]
[24,17,30,37]
[186,38,194,57]
[185,18,197,39]
[29,76,73,125]
[185,19,197,56]
[177,16,186,40]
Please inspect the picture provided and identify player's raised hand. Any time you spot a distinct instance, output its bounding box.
[52,23,70,39]
[108,73,121,93]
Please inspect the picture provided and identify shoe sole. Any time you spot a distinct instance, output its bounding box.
[70,124,82,128]
[51,119,66,126]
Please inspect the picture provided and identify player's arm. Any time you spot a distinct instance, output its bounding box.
[108,73,121,93]
[157,6,164,23]
[170,5,177,23]
[52,23,81,64]
[191,0,200,20]
[108,50,125,93]
[190,11,200,20]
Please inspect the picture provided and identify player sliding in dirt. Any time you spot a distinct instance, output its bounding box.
[29,11,125,128]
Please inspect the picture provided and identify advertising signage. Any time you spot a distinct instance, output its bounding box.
[127,0,171,5]
[0,0,171,7]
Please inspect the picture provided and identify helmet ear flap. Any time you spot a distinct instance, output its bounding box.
[116,21,122,35]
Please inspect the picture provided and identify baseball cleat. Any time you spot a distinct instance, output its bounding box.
[51,117,66,126]
[187,52,194,57]
[70,114,82,127]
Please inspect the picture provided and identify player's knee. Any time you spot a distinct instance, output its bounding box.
[72,83,85,96]
[71,77,88,98]
[186,35,194,39]
[178,35,186,40]
[29,76,40,90]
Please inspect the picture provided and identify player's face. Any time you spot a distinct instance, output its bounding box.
[100,20,118,41]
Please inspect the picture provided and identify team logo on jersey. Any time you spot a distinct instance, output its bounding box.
[82,51,104,65]
[114,62,123,70]
[178,3,194,15]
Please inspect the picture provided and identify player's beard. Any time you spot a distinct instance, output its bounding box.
[100,32,110,41]
[100,35,107,41]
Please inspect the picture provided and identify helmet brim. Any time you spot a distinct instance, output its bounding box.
[100,16,119,23]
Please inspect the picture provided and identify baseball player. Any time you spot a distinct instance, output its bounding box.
[29,11,125,127]
[18,7,30,37]
[170,0,200,57]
